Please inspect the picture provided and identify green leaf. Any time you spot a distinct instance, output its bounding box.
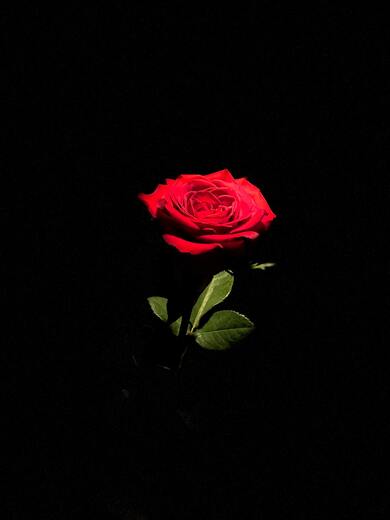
[169,316,182,336]
[250,262,276,270]
[147,297,185,337]
[147,296,168,322]
[189,270,234,332]
[194,310,254,350]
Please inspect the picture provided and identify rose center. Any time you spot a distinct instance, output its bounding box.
[191,193,222,217]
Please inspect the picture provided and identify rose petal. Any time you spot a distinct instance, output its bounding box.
[199,230,259,242]
[176,169,234,185]
[162,234,221,254]
[160,198,201,231]
[204,169,235,182]
[138,184,170,218]
[174,175,218,189]
[236,177,276,224]
[229,207,267,233]
[216,238,246,250]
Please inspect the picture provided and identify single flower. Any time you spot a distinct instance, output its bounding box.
[138,169,276,255]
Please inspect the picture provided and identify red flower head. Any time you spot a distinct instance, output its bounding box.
[138,169,276,255]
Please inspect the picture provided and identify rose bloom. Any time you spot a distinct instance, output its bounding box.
[138,169,276,255]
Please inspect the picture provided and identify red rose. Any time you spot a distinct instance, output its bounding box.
[138,169,276,255]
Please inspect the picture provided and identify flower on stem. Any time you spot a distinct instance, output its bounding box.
[138,168,276,364]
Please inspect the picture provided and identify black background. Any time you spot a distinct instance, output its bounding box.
[6,4,389,519]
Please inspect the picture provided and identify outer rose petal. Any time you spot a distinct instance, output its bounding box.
[230,208,267,233]
[236,177,276,225]
[261,209,277,228]
[162,234,221,254]
[138,184,170,218]
[216,238,246,250]
[204,169,235,182]
[199,230,259,242]
[176,169,234,184]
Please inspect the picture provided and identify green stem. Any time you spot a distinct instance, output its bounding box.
[177,342,191,373]
[175,296,194,373]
